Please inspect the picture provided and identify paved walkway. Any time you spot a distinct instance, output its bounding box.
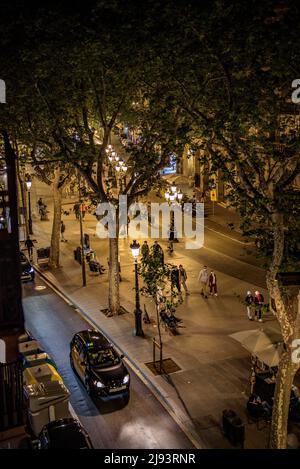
[24,183,280,449]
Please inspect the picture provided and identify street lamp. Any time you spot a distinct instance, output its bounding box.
[25,176,33,235]
[130,240,144,337]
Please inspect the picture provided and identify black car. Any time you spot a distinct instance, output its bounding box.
[70,330,130,399]
[38,418,93,449]
[20,251,35,281]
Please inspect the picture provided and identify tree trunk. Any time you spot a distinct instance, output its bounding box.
[269,350,296,449]
[108,235,120,315]
[16,162,29,239]
[49,171,62,269]
[266,213,298,448]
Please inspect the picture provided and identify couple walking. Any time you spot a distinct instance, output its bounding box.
[245,290,264,322]
[171,264,190,299]
[198,265,218,298]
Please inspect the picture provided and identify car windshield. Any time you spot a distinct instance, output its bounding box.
[87,347,120,368]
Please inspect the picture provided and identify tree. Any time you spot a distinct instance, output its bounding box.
[158,0,300,448]
[0,0,188,315]
[138,249,182,371]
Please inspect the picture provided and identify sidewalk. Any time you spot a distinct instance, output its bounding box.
[24,185,281,450]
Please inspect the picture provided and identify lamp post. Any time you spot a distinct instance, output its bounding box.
[164,185,183,237]
[77,174,87,287]
[130,240,144,337]
[25,177,33,235]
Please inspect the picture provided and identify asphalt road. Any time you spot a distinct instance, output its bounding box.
[22,276,194,449]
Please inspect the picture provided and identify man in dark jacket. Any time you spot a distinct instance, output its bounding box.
[152,241,164,265]
[171,266,182,300]
[254,291,264,322]
[141,240,150,261]
[25,236,34,258]
[61,221,66,242]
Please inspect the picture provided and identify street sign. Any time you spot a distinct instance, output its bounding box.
[210,190,217,202]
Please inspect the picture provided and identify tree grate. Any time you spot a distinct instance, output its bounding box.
[145,358,181,376]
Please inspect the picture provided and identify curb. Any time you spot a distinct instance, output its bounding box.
[34,264,205,449]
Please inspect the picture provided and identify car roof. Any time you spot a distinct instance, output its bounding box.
[76,330,110,348]
[43,418,91,449]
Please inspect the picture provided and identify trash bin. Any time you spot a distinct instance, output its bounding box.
[76,246,82,264]
[222,409,245,448]
[24,381,70,436]
[22,352,57,370]
[23,363,63,386]
[222,409,236,439]
[19,340,44,357]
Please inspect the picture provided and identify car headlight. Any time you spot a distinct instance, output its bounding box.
[95,380,105,388]
[122,374,130,385]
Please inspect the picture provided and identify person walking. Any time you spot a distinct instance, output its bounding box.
[254,290,264,322]
[37,197,44,216]
[245,290,254,320]
[171,266,182,301]
[80,202,87,220]
[179,264,189,295]
[152,241,164,265]
[60,220,66,242]
[25,236,34,259]
[209,270,218,296]
[198,265,209,298]
[141,240,150,261]
[73,203,80,220]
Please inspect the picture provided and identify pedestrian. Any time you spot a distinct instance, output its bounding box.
[198,265,209,298]
[141,240,150,261]
[73,203,80,220]
[168,223,175,242]
[167,239,174,254]
[80,202,87,220]
[254,290,264,322]
[179,264,190,295]
[70,181,75,197]
[25,236,34,259]
[245,290,254,320]
[209,270,218,296]
[60,220,66,242]
[37,197,44,215]
[152,241,164,265]
[171,266,182,301]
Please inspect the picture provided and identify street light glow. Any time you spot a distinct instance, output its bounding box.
[130,239,140,258]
